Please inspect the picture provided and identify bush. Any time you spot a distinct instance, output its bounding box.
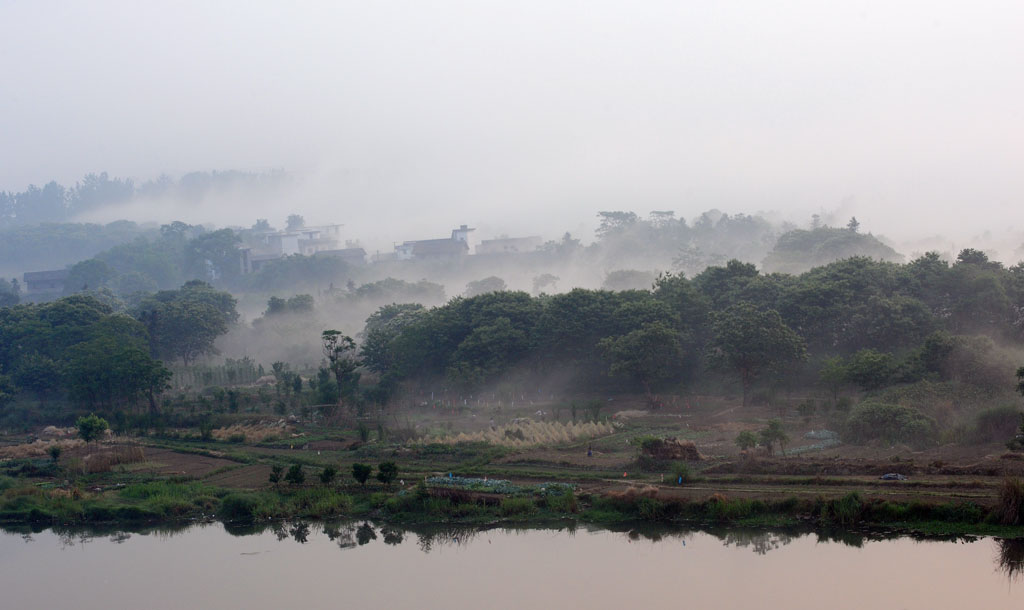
[285,464,305,485]
[545,492,578,513]
[843,402,936,447]
[973,406,1022,444]
[376,461,398,486]
[319,465,338,485]
[220,494,259,522]
[995,478,1024,525]
[352,463,372,486]
[499,497,536,516]
[825,492,864,525]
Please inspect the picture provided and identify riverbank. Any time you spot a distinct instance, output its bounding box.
[3,474,1024,539]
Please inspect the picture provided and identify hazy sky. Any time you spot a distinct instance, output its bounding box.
[2,1,1022,244]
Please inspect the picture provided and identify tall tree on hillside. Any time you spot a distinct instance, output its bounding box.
[708,302,806,406]
[135,281,237,365]
[322,330,360,408]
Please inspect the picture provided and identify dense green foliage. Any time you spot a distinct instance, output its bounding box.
[0,282,237,425]
[843,403,936,447]
[763,226,903,273]
[348,250,1024,426]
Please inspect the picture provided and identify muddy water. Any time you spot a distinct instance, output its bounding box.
[1,522,1022,609]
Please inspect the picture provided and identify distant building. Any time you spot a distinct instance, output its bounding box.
[315,247,367,266]
[476,236,543,255]
[239,224,344,273]
[393,225,475,261]
[22,269,70,295]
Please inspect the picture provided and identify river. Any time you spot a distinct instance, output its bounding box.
[1,521,1022,609]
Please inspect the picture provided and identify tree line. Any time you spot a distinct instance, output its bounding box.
[0,281,238,425]
[359,250,1024,408]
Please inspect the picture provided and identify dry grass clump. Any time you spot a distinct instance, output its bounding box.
[83,445,146,473]
[605,485,659,501]
[0,439,84,460]
[995,477,1024,525]
[426,419,615,447]
[212,423,291,443]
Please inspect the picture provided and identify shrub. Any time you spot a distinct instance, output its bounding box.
[973,406,1023,444]
[352,463,372,486]
[500,497,536,516]
[824,492,863,525]
[319,465,337,485]
[220,494,259,522]
[735,430,758,451]
[285,464,305,485]
[545,492,578,513]
[995,478,1024,525]
[269,465,283,485]
[227,433,246,444]
[636,497,664,521]
[843,402,936,447]
[376,461,398,486]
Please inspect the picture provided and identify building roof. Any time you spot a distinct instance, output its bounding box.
[411,238,469,257]
[23,269,70,282]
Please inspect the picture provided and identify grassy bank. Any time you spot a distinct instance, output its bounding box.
[2,472,1023,539]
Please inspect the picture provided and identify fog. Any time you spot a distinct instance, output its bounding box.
[2,1,1023,251]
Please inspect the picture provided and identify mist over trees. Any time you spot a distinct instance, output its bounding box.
[0,170,290,229]
[354,250,1024,431]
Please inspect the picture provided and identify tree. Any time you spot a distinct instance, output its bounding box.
[464,276,507,298]
[0,367,13,411]
[596,211,639,239]
[285,463,305,485]
[532,273,559,294]
[76,413,109,444]
[708,303,807,406]
[819,356,848,403]
[47,445,62,464]
[602,270,657,292]
[843,349,896,391]
[376,461,398,487]
[269,464,284,486]
[286,214,305,230]
[136,281,237,365]
[319,465,338,485]
[0,278,20,307]
[847,217,860,233]
[598,322,685,402]
[64,259,114,294]
[759,419,789,456]
[352,462,372,486]
[321,330,360,406]
[185,229,242,283]
[735,430,758,451]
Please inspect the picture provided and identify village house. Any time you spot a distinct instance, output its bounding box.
[22,269,70,296]
[394,225,475,261]
[475,235,543,255]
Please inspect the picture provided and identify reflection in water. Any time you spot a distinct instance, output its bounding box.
[997,539,1024,581]
[0,519,990,559]
[2,520,1023,609]
[718,529,794,555]
[356,522,377,546]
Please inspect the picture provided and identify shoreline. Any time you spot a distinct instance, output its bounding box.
[2,478,1023,540]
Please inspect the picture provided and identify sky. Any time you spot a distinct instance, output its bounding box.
[1,0,1023,248]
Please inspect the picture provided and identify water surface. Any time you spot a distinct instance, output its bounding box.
[1,521,1021,609]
